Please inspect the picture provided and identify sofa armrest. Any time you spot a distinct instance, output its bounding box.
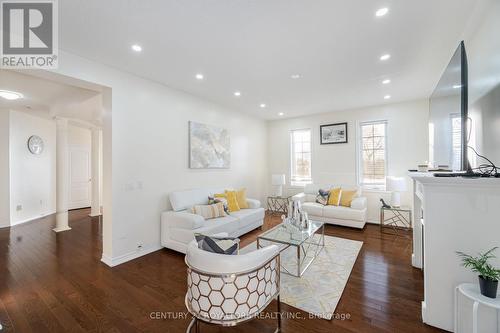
[161,211,205,229]
[351,197,367,210]
[292,192,305,203]
[246,198,261,209]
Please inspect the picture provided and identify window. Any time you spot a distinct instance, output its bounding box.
[358,121,387,189]
[290,129,312,186]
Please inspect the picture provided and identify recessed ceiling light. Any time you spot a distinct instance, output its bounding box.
[234,91,241,97]
[278,112,284,116]
[375,8,389,17]
[195,73,204,80]
[382,79,391,84]
[131,44,142,52]
[290,74,301,79]
[384,95,391,100]
[0,90,23,100]
[260,103,267,108]
[452,84,462,89]
[380,54,391,61]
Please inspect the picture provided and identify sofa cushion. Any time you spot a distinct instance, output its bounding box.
[191,202,226,219]
[301,202,324,216]
[230,208,265,230]
[195,234,240,255]
[197,215,240,235]
[323,205,365,221]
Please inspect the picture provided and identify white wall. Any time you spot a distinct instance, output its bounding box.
[267,99,429,222]
[9,110,57,225]
[52,51,268,265]
[0,109,10,228]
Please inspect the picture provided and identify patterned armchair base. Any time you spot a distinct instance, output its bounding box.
[185,238,281,332]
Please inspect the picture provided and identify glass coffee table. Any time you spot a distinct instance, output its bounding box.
[257,220,325,277]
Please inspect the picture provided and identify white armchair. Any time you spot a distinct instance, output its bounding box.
[185,235,281,332]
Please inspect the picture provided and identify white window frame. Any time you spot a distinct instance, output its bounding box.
[290,128,313,187]
[356,120,388,190]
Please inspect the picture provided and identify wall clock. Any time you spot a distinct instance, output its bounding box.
[27,135,44,155]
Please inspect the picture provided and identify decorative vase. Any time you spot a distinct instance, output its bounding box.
[478,275,498,298]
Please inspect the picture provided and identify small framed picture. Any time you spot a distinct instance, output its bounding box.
[320,122,348,144]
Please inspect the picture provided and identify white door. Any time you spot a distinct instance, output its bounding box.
[69,145,91,209]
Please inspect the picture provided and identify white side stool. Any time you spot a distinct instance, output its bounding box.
[455,283,500,333]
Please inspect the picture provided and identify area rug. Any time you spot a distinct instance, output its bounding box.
[242,235,363,320]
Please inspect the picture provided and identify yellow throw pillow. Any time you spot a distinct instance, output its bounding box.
[224,190,241,212]
[327,188,342,206]
[340,190,357,207]
[235,188,249,209]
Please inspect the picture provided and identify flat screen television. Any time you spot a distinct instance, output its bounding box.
[429,41,468,171]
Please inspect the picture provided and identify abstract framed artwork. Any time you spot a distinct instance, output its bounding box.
[320,122,348,144]
[189,121,230,169]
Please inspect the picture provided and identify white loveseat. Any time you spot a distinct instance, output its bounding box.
[292,184,367,229]
[161,188,265,253]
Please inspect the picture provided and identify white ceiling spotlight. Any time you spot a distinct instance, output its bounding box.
[384,95,391,100]
[233,91,241,97]
[382,79,391,84]
[0,90,23,100]
[260,103,267,108]
[375,7,389,17]
[380,54,391,61]
[278,112,284,116]
[290,74,301,79]
[131,44,142,52]
[195,73,204,80]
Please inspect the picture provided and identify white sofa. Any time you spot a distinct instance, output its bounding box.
[292,184,367,229]
[161,188,265,253]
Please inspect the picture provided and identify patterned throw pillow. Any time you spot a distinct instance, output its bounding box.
[191,202,226,219]
[195,234,240,255]
[316,189,330,205]
[208,196,230,214]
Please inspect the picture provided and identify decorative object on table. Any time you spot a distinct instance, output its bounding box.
[380,198,391,209]
[418,164,429,172]
[320,122,348,144]
[456,247,500,298]
[386,176,407,207]
[267,195,291,216]
[189,121,230,169]
[271,174,286,197]
[380,206,412,237]
[27,135,44,155]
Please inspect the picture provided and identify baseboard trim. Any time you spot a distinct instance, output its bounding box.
[11,211,56,227]
[366,219,380,224]
[101,244,163,267]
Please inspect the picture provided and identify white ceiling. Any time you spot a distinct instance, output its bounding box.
[0,70,103,125]
[58,0,479,119]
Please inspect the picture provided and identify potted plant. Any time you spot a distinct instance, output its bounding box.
[457,247,500,298]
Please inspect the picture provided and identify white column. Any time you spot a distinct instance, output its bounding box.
[54,118,71,232]
[90,128,101,217]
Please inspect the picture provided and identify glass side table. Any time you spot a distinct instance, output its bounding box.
[267,196,292,216]
[380,206,412,236]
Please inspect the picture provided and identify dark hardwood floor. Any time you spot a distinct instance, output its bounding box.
[0,209,443,333]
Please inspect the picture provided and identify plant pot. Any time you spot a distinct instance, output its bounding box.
[478,275,498,298]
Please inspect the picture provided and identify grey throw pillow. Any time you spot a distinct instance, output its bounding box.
[195,234,240,255]
[316,189,330,205]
